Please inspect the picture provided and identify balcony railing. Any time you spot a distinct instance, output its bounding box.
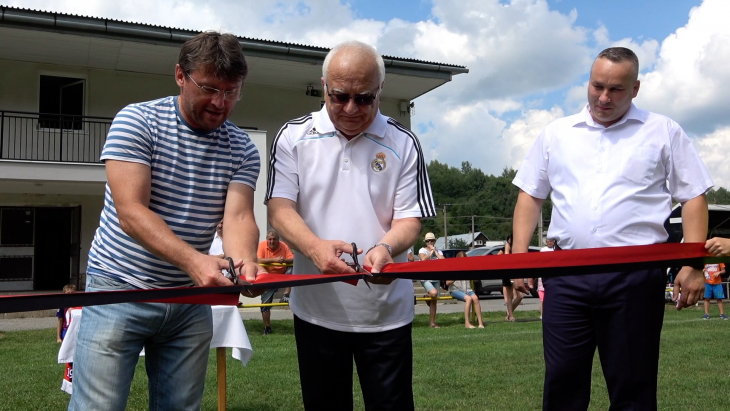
[0,110,112,164]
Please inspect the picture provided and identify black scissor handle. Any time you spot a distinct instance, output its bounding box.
[350,242,361,272]
[225,257,238,285]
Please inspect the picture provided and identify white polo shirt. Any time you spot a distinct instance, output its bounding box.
[513,103,713,250]
[266,106,436,332]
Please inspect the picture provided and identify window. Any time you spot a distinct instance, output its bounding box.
[39,75,85,130]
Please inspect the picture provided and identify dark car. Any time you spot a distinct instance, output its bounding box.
[441,249,469,259]
[466,245,542,298]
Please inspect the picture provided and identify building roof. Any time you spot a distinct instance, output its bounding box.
[0,5,468,82]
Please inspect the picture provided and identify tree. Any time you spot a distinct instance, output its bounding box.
[707,187,730,204]
[448,238,469,249]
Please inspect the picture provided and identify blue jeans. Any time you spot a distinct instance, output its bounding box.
[449,290,475,302]
[69,274,213,411]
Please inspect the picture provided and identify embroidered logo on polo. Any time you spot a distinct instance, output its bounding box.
[306,127,319,135]
[371,152,387,172]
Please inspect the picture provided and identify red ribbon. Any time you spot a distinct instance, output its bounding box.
[1,243,725,314]
[374,242,724,280]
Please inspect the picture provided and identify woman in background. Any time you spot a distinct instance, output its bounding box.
[445,251,485,328]
[497,234,523,321]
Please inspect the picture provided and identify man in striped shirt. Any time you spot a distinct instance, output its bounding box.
[266,41,435,411]
[70,32,262,411]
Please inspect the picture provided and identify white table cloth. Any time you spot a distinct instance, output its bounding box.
[59,305,253,396]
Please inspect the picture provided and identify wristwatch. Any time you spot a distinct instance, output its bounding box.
[368,243,393,257]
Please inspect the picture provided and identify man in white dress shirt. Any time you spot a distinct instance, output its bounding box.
[512,47,712,410]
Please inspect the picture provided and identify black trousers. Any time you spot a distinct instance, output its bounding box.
[542,268,666,411]
[293,315,414,411]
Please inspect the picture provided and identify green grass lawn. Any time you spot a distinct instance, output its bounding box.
[1,306,729,411]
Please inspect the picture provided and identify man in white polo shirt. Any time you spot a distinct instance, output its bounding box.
[512,47,712,410]
[266,40,435,410]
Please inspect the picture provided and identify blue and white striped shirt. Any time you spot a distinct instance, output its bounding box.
[87,96,260,289]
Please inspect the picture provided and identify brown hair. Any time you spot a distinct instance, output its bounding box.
[62,284,77,293]
[179,31,248,81]
[455,251,467,258]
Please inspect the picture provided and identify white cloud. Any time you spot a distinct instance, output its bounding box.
[635,0,730,135]
[611,37,659,70]
[695,126,730,189]
[10,0,730,187]
[502,107,564,170]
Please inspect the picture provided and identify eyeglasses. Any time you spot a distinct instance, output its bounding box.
[425,239,435,243]
[186,73,242,102]
[326,83,380,106]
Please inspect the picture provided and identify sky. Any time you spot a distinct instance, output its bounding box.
[8,0,730,189]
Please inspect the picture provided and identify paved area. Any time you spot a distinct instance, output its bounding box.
[0,293,540,331]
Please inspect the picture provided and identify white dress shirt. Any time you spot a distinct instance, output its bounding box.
[513,104,713,250]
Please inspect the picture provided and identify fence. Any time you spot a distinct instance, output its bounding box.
[0,111,112,163]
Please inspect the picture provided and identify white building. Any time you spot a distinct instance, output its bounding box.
[0,6,467,291]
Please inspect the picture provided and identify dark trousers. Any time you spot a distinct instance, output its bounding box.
[293,315,414,411]
[542,269,666,411]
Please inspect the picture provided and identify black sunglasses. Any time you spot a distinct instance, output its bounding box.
[326,83,380,106]
[425,239,435,243]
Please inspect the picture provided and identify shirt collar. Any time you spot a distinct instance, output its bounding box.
[575,103,648,129]
[312,105,388,138]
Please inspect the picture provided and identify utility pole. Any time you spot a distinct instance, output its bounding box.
[443,204,448,248]
[471,215,475,249]
[538,208,544,246]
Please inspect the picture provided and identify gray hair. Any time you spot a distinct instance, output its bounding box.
[595,47,639,82]
[266,229,280,239]
[322,41,385,85]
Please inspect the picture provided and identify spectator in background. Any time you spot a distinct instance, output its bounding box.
[445,251,484,328]
[703,263,728,320]
[407,247,415,262]
[57,284,80,396]
[419,232,445,328]
[537,237,556,319]
[257,229,294,335]
[497,234,523,322]
[209,220,224,257]
[56,284,77,343]
[706,237,730,256]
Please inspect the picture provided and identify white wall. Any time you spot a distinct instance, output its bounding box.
[0,58,410,133]
[0,58,415,289]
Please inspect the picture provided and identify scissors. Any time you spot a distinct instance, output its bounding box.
[346,242,373,289]
[225,257,253,295]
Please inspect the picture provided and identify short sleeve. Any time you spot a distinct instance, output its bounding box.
[265,125,299,203]
[100,105,154,166]
[513,129,551,199]
[230,131,261,190]
[393,134,436,219]
[666,122,713,203]
[256,241,267,259]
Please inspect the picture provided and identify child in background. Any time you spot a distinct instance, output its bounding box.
[56,284,77,342]
[703,263,728,320]
[57,284,80,395]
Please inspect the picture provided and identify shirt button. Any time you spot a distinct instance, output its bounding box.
[592,228,597,233]
[344,158,349,163]
[593,205,598,210]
